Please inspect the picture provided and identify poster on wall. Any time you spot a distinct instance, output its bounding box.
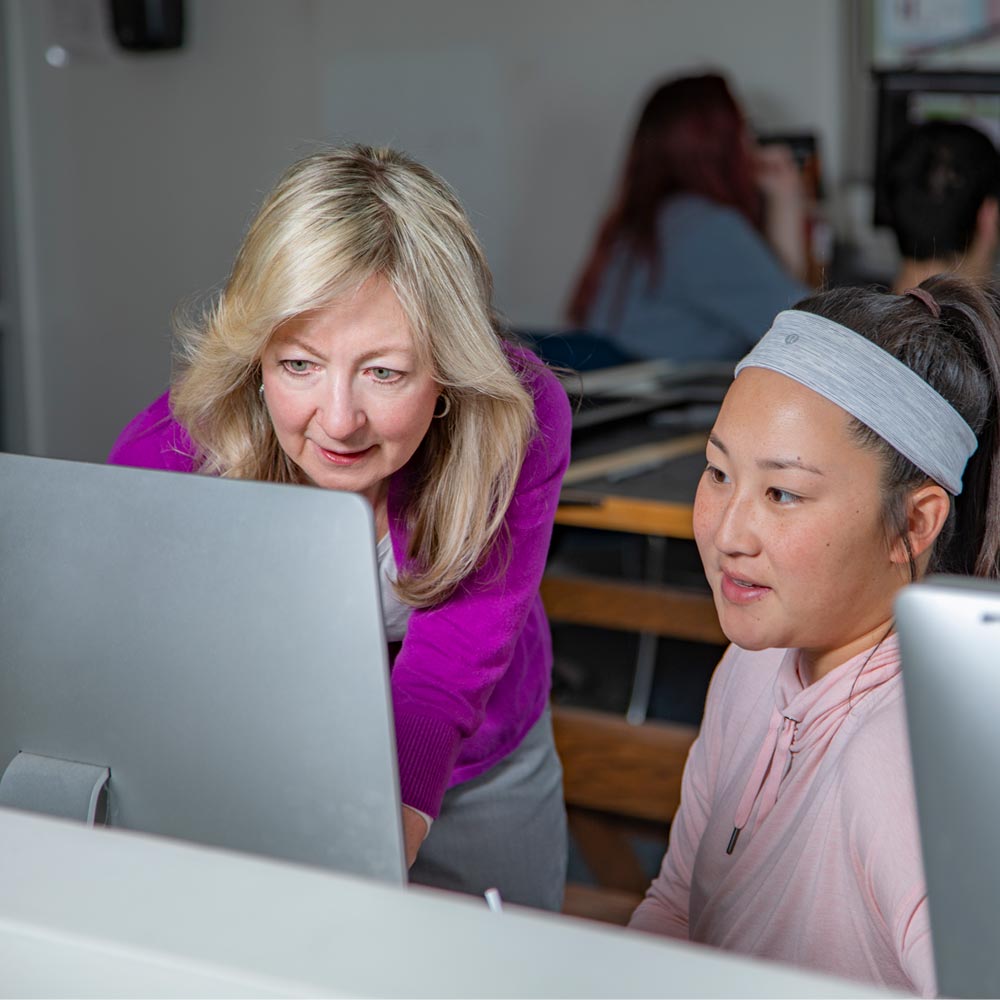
[873,0,1000,67]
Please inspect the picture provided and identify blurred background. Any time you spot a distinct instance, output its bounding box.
[3,0,1000,460]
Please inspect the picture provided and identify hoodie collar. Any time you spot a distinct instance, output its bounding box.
[727,635,901,854]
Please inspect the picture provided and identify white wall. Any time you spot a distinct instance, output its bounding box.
[3,0,321,459]
[3,0,846,462]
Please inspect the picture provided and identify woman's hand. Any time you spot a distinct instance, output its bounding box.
[402,804,430,868]
[755,143,803,202]
[754,143,809,282]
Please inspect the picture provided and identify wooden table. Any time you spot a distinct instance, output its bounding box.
[557,429,707,536]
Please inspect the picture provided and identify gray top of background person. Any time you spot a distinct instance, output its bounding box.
[585,193,806,363]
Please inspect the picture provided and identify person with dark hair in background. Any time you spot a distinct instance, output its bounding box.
[886,120,1000,293]
[566,72,808,363]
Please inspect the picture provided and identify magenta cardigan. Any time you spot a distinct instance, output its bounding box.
[107,349,572,818]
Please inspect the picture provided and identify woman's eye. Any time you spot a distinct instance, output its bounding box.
[369,367,400,382]
[767,487,799,505]
[705,463,729,485]
[282,359,313,374]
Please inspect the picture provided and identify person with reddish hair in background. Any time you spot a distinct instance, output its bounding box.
[567,73,809,363]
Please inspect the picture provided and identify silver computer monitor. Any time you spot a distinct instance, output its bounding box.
[0,452,405,886]
[896,574,1000,999]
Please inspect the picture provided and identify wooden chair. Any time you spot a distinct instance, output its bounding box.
[552,703,697,925]
[542,569,721,924]
[542,461,724,925]
[541,572,725,645]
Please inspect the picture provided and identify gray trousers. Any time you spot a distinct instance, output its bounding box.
[408,705,567,911]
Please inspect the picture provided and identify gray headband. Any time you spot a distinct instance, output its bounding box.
[735,310,977,495]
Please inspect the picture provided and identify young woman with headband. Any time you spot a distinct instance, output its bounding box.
[108,146,571,909]
[628,275,1000,995]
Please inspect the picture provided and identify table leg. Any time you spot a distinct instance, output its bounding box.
[625,535,667,725]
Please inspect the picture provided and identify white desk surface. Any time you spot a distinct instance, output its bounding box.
[0,807,899,998]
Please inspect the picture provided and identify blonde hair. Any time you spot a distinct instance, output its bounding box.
[171,145,536,607]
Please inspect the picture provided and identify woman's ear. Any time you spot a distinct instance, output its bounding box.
[889,484,951,566]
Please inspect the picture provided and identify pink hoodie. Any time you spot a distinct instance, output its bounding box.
[630,636,935,997]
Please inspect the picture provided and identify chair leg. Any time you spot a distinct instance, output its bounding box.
[626,632,658,725]
[568,807,650,895]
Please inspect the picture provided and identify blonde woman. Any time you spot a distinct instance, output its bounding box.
[109,146,571,909]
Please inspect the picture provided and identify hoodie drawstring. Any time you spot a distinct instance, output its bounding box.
[727,709,797,855]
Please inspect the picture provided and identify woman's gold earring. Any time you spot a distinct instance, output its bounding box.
[433,394,451,419]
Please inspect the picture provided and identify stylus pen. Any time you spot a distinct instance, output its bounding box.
[484,887,504,913]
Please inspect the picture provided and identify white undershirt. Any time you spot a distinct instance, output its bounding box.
[376,533,412,643]
[375,534,430,834]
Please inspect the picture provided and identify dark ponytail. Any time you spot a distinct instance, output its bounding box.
[792,274,1000,579]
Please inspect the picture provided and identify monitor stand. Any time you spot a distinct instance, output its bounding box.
[0,751,109,825]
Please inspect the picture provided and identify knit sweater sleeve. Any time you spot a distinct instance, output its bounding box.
[388,353,572,817]
[629,645,739,937]
[107,392,197,472]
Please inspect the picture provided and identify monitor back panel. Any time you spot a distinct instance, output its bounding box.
[0,452,405,885]
[896,575,1000,999]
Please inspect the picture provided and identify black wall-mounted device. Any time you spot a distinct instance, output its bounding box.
[110,0,184,52]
